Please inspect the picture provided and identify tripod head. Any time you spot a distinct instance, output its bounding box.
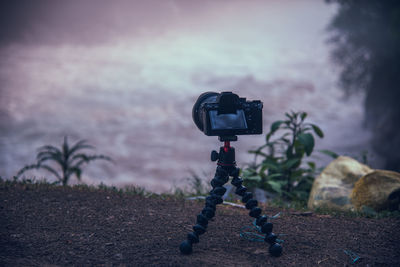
[218,135,238,142]
[211,137,237,168]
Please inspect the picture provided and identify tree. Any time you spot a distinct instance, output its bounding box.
[326,0,400,170]
[17,136,111,185]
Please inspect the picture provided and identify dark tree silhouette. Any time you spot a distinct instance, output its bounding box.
[326,0,400,171]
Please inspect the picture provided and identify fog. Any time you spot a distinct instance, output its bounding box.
[0,0,376,192]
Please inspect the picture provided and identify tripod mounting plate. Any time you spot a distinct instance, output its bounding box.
[218,136,238,142]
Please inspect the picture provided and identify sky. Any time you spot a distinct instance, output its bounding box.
[0,0,376,192]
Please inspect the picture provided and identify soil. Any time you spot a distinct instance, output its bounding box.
[1,183,399,266]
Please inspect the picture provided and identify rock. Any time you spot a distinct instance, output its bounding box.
[351,170,400,211]
[308,156,373,211]
[253,188,277,203]
[253,188,268,203]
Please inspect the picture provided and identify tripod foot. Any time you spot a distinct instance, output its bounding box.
[269,243,282,257]
[179,240,193,254]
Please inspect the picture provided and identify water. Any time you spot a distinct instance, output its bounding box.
[0,1,376,193]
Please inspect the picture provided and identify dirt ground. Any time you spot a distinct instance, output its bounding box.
[1,183,399,266]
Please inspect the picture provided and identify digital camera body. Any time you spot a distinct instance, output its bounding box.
[192,92,263,137]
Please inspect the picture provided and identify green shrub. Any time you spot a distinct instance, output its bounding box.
[242,111,325,202]
[17,136,111,186]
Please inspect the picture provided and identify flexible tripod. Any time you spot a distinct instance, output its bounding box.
[179,136,282,257]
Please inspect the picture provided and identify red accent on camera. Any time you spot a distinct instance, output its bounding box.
[224,141,230,153]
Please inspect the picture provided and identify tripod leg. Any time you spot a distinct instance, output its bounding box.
[230,167,283,257]
[179,166,230,254]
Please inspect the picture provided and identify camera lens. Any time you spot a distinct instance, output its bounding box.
[192,92,219,131]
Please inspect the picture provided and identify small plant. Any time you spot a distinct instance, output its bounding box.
[173,170,211,197]
[187,170,211,196]
[17,136,111,186]
[242,111,324,202]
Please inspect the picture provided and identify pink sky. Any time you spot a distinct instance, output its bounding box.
[0,1,376,192]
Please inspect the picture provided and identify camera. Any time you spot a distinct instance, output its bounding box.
[180,92,282,257]
[192,91,263,137]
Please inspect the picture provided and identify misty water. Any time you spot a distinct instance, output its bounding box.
[0,1,376,193]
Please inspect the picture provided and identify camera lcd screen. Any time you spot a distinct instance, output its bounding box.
[209,110,248,130]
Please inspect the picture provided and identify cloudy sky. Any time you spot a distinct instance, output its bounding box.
[0,0,374,192]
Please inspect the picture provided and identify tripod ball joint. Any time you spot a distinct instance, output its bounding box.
[211,186,227,196]
[231,177,243,187]
[206,194,222,206]
[264,232,277,245]
[205,198,216,209]
[245,199,258,210]
[211,174,229,188]
[197,214,209,227]
[249,207,262,218]
[269,243,283,257]
[210,194,223,205]
[179,240,193,254]
[242,192,253,203]
[230,167,240,178]
[256,215,268,226]
[193,224,206,235]
[216,166,229,178]
[187,232,199,243]
[202,207,215,219]
[261,222,273,234]
[211,178,223,188]
[235,185,247,196]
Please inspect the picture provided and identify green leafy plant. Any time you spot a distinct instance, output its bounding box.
[242,111,324,201]
[17,136,111,186]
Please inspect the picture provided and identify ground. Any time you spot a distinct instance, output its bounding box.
[1,183,399,266]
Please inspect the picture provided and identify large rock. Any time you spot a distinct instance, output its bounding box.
[351,170,400,211]
[307,156,373,211]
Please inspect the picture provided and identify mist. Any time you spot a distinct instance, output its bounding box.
[0,0,375,192]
